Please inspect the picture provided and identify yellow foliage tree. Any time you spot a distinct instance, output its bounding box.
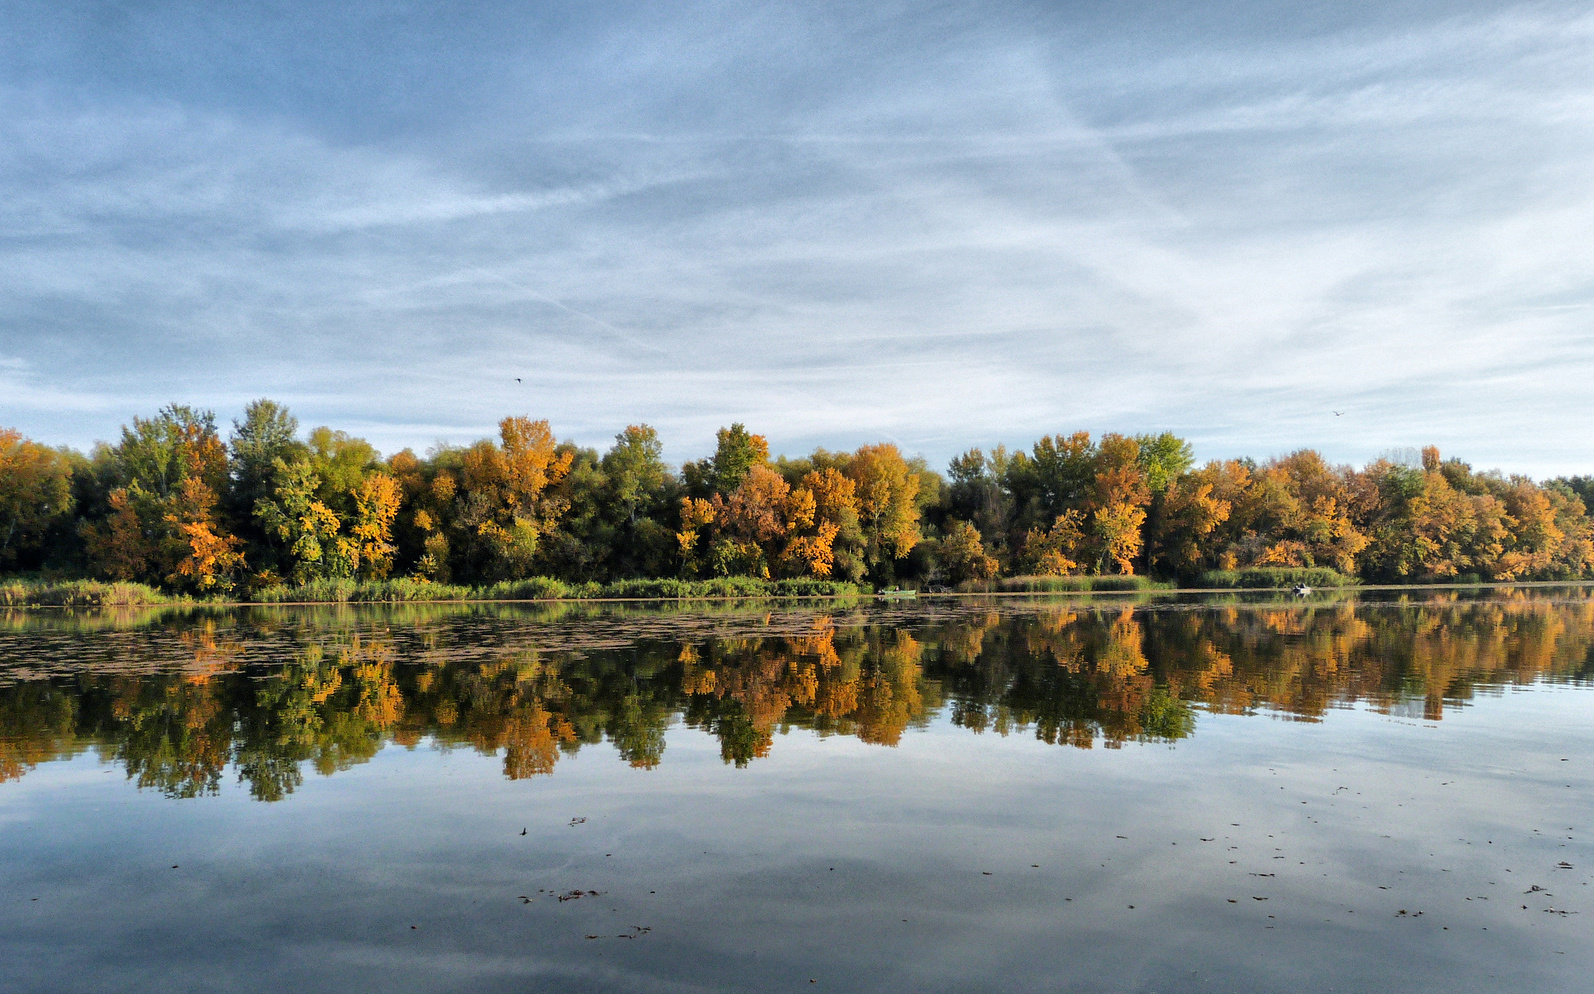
[940,520,999,584]
[0,428,74,570]
[166,476,246,593]
[1022,510,1086,575]
[846,443,921,576]
[350,472,403,579]
[459,417,574,578]
[1086,434,1151,575]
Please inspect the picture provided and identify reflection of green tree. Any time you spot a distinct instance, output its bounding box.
[0,682,81,783]
[1138,685,1196,740]
[234,639,401,800]
[611,693,669,769]
[702,698,764,767]
[112,679,231,798]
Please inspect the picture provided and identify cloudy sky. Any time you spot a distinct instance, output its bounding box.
[2,1,1590,475]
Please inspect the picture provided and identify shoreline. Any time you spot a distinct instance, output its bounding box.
[6,577,1594,610]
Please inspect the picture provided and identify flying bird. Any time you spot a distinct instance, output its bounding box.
[515,377,522,383]
[1333,411,1344,416]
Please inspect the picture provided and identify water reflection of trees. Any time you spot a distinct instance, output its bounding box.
[1,595,1591,797]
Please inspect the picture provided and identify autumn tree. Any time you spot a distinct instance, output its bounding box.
[1019,510,1086,576]
[998,433,1157,575]
[939,520,999,585]
[166,476,246,592]
[386,446,462,582]
[81,406,243,591]
[674,464,847,580]
[451,417,574,581]
[675,496,718,577]
[797,466,865,582]
[348,472,403,578]
[712,464,794,576]
[252,427,401,585]
[1086,434,1151,574]
[0,428,75,571]
[846,443,922,582]
[1146,461,1239,577]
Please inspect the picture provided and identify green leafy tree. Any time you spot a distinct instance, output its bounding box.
[254,458,349,582]
[684,423,770,498]
[227,399,306,574]
[600,425,678,577]
[1134,432,1194,494]
[81,405,240,588]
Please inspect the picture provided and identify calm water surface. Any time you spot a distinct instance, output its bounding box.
[1,589,1591,993]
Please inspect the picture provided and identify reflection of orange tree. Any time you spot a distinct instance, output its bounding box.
[233,634,404,800]
[1135,597,1594,723]
[400,644,679,778]
[112,674,233,797]
[405,653,584,780]
[0,682,83,783]
[677,626,936,764]
[936,607,1191,749]
[501,703,568,779]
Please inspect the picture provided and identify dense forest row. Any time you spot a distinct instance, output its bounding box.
[3,401,1594,595]
[3,597,1591,794]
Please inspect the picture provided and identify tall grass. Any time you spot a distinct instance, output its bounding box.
[0,579,179,607]
[243,575,864,603]
[1192,567,1358,589]
[958,575,1169,593]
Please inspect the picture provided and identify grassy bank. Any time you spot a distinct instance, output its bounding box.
[1191,567,1359,589]
[956,575,1170,594]
[0,579,183,607]
[2,575,864,606]
[232,576,864,603]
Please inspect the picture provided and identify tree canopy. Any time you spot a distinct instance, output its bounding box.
[4,407,1592,592]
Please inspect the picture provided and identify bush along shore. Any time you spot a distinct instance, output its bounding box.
[5,402,1594,600]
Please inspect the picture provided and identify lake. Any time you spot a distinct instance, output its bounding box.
[1,589,1590,993]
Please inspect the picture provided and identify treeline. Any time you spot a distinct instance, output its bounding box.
[3,402,1594,594]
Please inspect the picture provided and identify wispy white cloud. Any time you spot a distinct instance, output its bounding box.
[0,1,1591,475]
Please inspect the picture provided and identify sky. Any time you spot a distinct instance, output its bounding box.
[1,1,1591,476]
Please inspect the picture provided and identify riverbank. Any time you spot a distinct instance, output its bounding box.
[0,576,867,607]
[6,571,1592,609]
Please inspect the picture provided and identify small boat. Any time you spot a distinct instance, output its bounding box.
[1292,584,1312,597]
[878,588,918,600]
